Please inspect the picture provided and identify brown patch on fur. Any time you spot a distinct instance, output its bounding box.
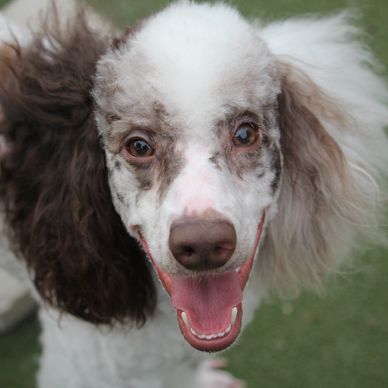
[114,159,122,170]
[157,141,184,199]
[132,161,154,191]
[209,152,222,169]
[221,111,268,178]
[270,147,282,193]
[237,149,264,176]
[105,112,121,125]
[261,132,270,147]
[103,101,183,196]
[121,133,183,195]
[101,103,170,155]
[0,8,156,325]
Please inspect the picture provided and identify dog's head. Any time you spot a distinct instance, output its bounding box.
[94,3,281,351]
[93,3,348,351]
[0,3,379,352]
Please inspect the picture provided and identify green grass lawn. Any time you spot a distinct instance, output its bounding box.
[1,0,388,387]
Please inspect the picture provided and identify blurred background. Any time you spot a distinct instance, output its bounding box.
[0,1,387,387]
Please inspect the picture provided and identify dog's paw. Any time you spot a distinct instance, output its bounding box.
[197,359,246,388]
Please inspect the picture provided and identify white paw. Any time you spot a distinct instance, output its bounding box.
[197,359,246,388]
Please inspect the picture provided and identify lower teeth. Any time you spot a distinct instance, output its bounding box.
[181,307,237,340]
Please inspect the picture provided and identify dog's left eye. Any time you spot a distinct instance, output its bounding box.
[232,123,259,147]
[124,138,154,158]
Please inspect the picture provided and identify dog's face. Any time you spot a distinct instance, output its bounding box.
[1,0,380,354]
[94,4,282,351]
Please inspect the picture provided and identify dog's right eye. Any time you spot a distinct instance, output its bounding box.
[124,138,154,159]
[232,123,259,147]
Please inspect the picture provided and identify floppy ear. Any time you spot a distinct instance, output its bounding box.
[0,10,156,325]
[259,61,381,295]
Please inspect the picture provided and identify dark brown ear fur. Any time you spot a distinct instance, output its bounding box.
[0,9,156,325]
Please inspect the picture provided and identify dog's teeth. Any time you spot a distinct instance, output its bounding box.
[185,308,239,341]
[191,329,234,340]
[181,312,189,327]
[231,307,238,325]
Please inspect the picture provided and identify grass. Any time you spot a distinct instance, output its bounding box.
[0,316,40,388]
[226,248,388,387]
[0,0,388,387]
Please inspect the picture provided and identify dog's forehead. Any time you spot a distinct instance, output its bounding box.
[96,3,279,134]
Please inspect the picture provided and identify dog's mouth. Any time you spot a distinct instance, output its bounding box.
[138,214,265,352]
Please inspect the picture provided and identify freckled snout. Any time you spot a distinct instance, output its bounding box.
[169,217,237,271]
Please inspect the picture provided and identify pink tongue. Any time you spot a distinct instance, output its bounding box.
[171,271,242,333]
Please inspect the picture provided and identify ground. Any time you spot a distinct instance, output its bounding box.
[0,0,387,387]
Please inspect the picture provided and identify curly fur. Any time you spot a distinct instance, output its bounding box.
[258,15,388,296]
[0,10,156,325]
[259,62,380,294]
[0,2,387,388]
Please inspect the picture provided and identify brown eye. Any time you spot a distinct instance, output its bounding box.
[125,138,154,158]
[232,123,259,147]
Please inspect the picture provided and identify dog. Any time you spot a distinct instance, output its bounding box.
[0,2,387,387]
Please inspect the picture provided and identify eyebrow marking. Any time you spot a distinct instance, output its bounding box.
[105,112,121,124]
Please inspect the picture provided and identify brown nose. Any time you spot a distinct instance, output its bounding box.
[169,217,237,271]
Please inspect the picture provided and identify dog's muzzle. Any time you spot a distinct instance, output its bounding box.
[138,212,266,352]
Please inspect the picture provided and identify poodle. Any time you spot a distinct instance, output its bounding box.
[0,2,387,387]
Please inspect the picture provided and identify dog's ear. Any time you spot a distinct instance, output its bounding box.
[0,10,156,325]
[259,62,379,295]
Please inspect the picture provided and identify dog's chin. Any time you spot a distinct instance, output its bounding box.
[138,214,265,352]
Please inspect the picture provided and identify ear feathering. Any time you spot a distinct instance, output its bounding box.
[0,8,156,325]
[255,12,388,297]
[259,60,386,296]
